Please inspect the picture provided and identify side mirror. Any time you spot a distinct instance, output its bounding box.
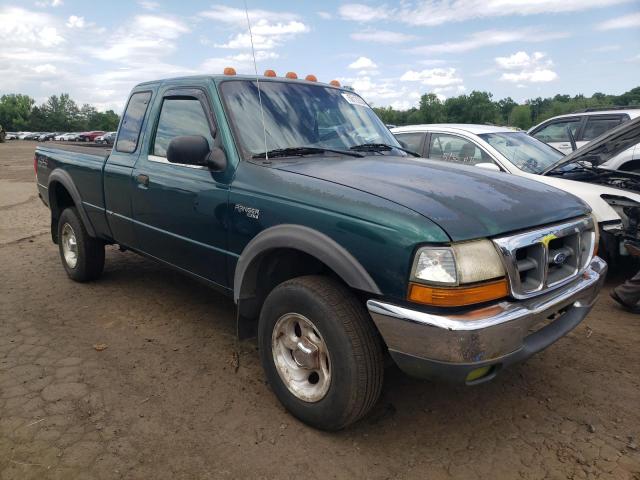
[475,162,501,172]
[206,146,227,172]
[167,135,210,166]
[166,135,227,172]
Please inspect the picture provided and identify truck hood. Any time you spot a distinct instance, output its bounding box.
[543,116,640,173]
[272,156,590,241]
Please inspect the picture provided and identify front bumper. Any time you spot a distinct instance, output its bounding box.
[367,256,607,384]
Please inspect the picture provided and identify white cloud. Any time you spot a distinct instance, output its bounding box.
[596,12,640,30]
[35,0,63,7]
[338,75,421,108]
[66,15,86,28]
[339,4,389,22]
[0,7,65,47]
[495,51,558,83]
[200,6,309,51]
[138,0,159,10]
[98,15,189,62]
[400,67,463,87]
[317,11,332,19]
[411,28,569,54]
[348,56,378,70]
[339,0,631,26]
[351,29,417,44]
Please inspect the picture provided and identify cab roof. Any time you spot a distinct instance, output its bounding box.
[135,74,344,89]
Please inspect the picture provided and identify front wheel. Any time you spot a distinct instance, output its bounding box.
[57,207,105,282]
[258,275,384,430]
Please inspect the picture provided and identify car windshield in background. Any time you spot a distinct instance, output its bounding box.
[220,80,402,159]
[479,132,564,174]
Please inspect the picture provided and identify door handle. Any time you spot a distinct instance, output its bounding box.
[136,174,149,187]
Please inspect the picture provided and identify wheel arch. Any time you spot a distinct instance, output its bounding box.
[48,169,96,243]
[233,224,381,339]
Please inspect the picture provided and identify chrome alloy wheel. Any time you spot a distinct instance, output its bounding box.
[271,313,331,403]
[61,223,78,269]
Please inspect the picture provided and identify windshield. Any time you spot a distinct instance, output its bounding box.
[479,131,564,174]
[220,79,402,158]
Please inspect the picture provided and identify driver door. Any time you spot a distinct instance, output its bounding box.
[131,87,230,288]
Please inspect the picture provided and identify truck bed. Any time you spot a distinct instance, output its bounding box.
[40,142,112,159]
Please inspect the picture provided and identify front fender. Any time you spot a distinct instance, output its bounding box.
[233,224,381,303]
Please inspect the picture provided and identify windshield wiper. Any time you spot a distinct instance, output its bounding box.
[252,146,364,159]
[349,143,421,157]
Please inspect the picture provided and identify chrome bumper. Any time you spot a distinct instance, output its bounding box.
[367,256,607,382]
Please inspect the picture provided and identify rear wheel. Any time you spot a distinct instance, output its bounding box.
[258,275,383,430]
[57,207,104,282]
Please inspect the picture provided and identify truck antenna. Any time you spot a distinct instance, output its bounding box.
[244,0,268,160]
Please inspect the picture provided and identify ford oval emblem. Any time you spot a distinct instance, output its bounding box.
[552,252,567,265]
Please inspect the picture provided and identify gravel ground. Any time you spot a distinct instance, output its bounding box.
[1,141,639,479]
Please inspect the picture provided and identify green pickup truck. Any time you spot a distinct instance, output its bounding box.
[35,73,606,430]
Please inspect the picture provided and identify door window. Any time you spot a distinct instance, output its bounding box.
[581,116,623,141]
[428,133,493,166]
[532,119,580,143]
[116,91,152,153]
[153,98,214,158]
[394,132,425,154]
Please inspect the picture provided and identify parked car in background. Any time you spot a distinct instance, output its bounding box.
[39,132,63,142]
[60,133,81,141]
[24,132,43,140]
[95,132,116,145]
[392,122,640,263]
[528,107,640,171]
[5,132,19,140]
[54,133,68,141]
[17,132,32,139]
[77,131,105,142]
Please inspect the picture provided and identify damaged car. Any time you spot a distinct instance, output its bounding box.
[392,120,640,263]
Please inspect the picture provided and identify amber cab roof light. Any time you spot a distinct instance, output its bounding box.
[223,67,236,76]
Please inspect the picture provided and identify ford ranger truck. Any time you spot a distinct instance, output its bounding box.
[35,73,607,430]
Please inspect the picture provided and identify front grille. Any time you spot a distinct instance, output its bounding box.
[493,217,596,299]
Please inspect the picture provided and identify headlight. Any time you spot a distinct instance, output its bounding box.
[409,239,508,307]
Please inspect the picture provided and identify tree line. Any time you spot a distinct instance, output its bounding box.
[0,93,120,132]
[373,86,640,129]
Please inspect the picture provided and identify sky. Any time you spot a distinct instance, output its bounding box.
[0,0,639,112]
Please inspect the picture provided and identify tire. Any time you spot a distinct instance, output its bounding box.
[57,207,105,282]
[258,275,383,430]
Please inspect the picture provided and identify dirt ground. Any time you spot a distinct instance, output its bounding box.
[1,141,639,480]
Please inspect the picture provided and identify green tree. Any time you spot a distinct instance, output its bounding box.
[0,94,35,130]
[509,105,532,129]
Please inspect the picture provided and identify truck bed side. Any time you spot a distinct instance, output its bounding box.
[35,144,113,242]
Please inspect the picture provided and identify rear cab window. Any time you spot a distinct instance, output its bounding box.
[116,91,152,153]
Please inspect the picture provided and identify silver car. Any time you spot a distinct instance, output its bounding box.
[528,108,640,172]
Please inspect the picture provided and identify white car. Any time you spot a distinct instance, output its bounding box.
[392,121,640,262]
[54,133,68,141]
[528,108,640,171]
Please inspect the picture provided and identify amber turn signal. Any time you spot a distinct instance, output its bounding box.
[285,71,298,79]
[305,74,318,82]
[223,67,236,75]
[329,80,341,87]
[264,69,277,77]
[408,279,509,307]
